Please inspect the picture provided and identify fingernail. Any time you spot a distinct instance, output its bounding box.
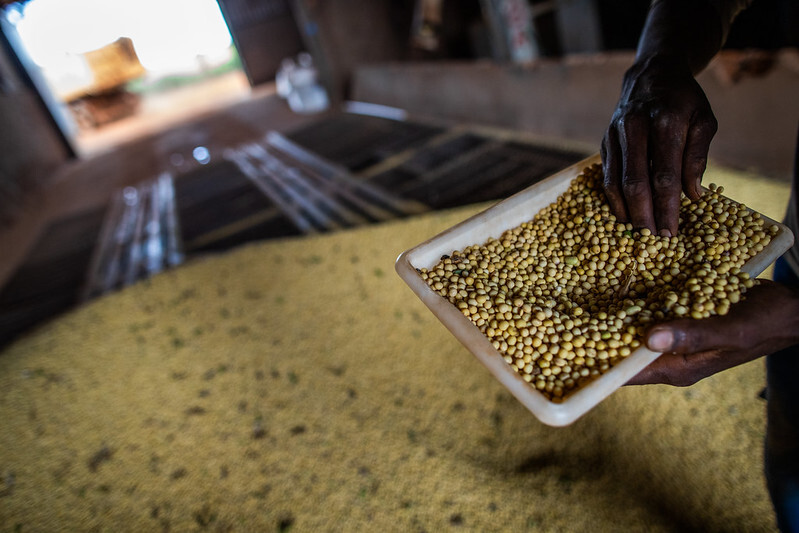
[658,228,672,238]
[648,329,673,352]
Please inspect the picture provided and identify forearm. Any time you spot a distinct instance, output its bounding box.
[774,283,799,349]
[636,0,751,75]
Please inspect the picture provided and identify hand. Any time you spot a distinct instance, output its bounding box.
[627,280,799,386]
[601,56,718,236]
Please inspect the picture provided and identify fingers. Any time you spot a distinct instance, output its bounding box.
[649,112,688,236]
[601,129,629,223]
[627,281,799,387]
[625,350,726,387]
[682,114,717,200]
[602,77,717,234]
[645,318,732,354]
[644,281,787,355]
[618,114,656,231]
[604,111,690,235]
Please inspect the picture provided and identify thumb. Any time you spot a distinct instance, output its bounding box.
[645,317,733,354]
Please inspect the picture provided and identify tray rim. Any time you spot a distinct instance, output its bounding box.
[395,153,795,426]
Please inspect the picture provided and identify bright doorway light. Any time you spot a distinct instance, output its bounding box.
[13,0,236,97]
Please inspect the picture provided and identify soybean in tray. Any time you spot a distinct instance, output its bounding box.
[395,154,794,427]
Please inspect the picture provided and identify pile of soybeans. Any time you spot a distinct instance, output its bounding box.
[418,163,779,401]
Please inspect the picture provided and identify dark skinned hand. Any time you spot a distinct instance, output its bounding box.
[601,1,799,390]
[628,280,799,386]
[601,56,718,237]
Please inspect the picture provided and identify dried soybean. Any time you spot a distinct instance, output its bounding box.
[418,164,778,401]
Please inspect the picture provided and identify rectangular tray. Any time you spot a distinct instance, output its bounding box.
[395,153,795,426]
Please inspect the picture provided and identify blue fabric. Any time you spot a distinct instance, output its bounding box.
[766,256,799,532]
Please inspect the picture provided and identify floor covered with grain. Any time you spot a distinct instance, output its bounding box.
[0,162,791,532]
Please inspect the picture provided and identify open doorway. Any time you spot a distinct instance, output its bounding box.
[5,0,251,157]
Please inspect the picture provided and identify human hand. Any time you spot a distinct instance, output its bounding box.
[627,280,799,386]
[601,56,718,236]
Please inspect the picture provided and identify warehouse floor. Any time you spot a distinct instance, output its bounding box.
[0,61,794,531]
[0,166,790,532]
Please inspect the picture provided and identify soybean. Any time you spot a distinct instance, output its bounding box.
[418,164,777,401]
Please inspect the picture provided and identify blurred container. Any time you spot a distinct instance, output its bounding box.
[60,37,146,129]
[276,51,329,114]
[59,37,145,102]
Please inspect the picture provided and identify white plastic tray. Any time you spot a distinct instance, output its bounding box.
[395,153,795,426]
